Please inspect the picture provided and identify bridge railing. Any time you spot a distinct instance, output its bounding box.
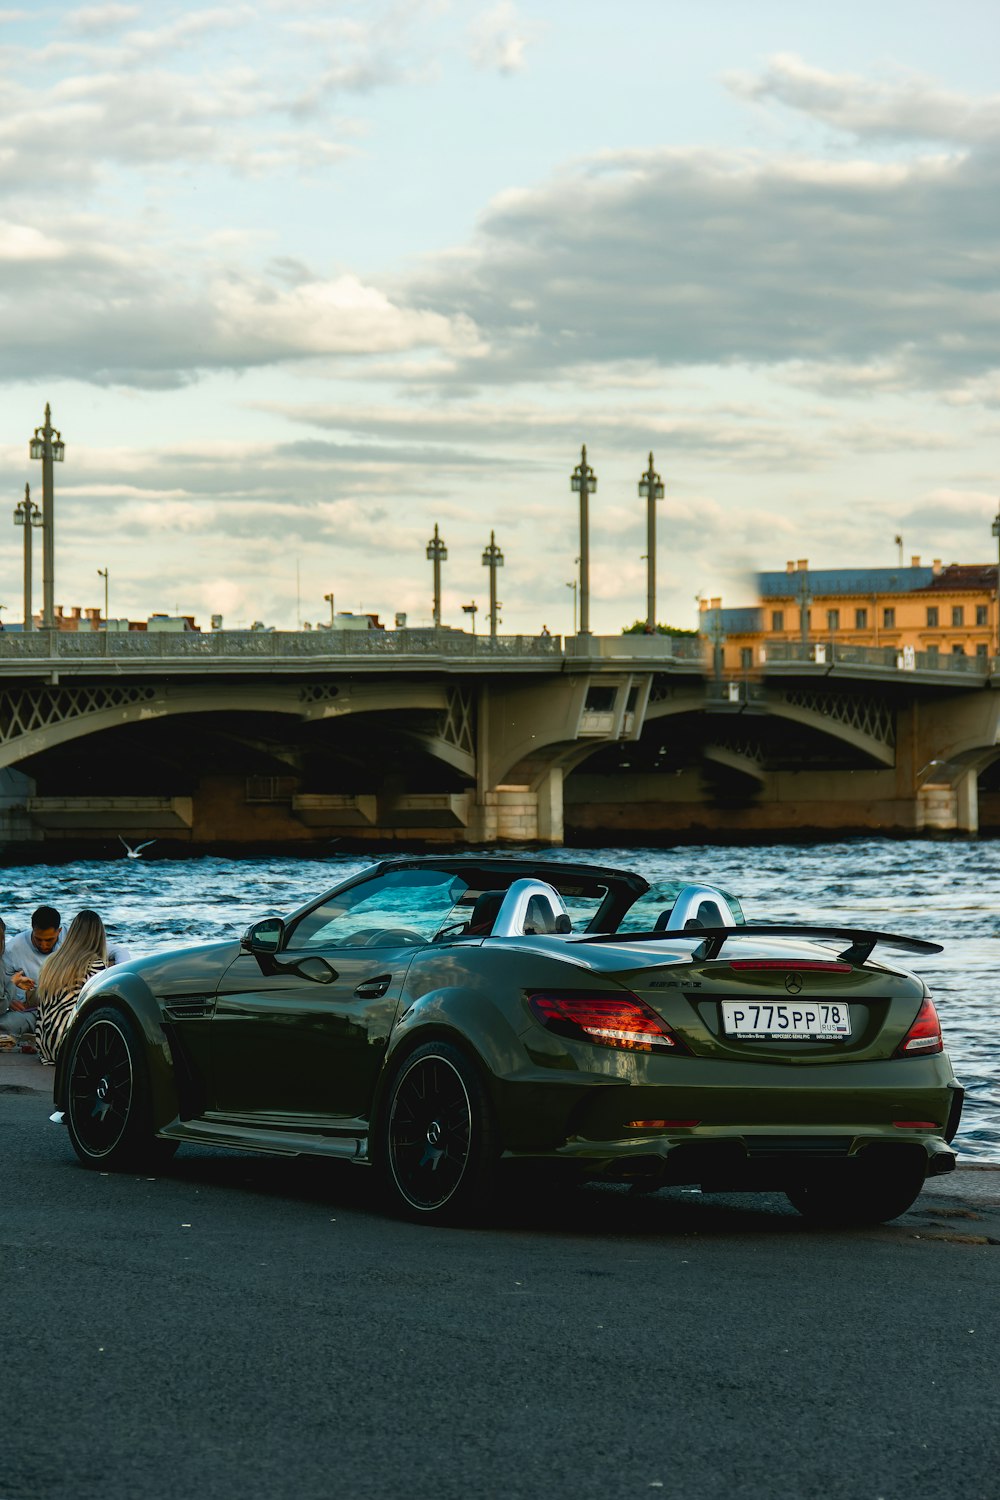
[0,628,566,660]
[760,641,993,675]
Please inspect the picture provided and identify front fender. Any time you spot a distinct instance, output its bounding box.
[54,970,179,1133]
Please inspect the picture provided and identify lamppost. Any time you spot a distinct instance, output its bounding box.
[96,567,109,628]
[461,601,478,635]
[13,484,42,632]
[481,530,504,637]
[566,579,578,635]
[426,524,447,626]
[570,445,597,635]
[798,570,812,650]
[638,451,665,632]
[992,509,1000,658]
[29,402,66,630]
[323,591,335,626]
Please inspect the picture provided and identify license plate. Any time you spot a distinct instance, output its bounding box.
[721,1000,851,1040]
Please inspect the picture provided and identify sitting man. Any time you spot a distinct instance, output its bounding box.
[3,905,131,1032]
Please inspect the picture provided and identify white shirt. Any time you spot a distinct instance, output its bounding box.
[3,928,131,988]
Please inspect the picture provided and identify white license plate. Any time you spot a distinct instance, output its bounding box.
[721,1000,851,1040]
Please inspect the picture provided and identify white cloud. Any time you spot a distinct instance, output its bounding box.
[727,53,1000,144]
[468,2,532,74]
[66,4,139,35]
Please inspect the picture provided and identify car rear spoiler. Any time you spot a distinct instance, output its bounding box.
[576,925,943,965]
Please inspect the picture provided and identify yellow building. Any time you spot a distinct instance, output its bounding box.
[705,558,999,672]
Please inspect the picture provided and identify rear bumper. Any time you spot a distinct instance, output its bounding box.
[508,1129,958,1190]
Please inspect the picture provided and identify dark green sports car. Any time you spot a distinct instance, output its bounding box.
[53,855,963,1225]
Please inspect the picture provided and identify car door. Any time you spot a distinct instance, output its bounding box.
[208,867,469,1128]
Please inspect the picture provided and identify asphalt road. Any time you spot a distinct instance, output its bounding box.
[2,1061,999,1500]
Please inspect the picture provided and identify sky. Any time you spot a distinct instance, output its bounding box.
[1,0,999,634]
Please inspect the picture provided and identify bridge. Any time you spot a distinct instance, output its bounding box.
[0,628,997,847]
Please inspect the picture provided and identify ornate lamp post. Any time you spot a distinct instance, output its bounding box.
[798,571,812,649]
[481,530,504,637]
[323,591,335,626]
[461,601,478,635]
[29,402,66,630]
[426,524,447,626]
[638,452,665,632]
[570,445,597,634]
[13,484,42,632]
[566,578,578,635]
[97,567,109,627]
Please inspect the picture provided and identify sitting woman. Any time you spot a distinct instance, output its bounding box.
[35,910,109,1067]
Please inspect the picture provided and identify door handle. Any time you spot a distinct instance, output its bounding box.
[355,974,392,999]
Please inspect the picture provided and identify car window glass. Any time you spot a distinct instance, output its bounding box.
[288,869,472,948]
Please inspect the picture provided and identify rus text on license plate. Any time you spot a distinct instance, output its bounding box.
[721,1001,851,1040]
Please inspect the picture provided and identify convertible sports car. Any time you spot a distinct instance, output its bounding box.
[53,855,963,1225]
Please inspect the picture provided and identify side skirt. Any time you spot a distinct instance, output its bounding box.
[159,1116,369,1162]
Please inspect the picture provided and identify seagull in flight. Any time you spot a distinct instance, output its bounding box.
[119,836,157,859]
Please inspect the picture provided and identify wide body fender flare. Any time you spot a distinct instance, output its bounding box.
[54,970,178,1132]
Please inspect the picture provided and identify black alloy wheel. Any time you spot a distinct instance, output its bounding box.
[64,1006,176,1170]
[382,1041,497,1221]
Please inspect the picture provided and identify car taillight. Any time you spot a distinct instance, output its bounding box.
[894,996,944,1057]
[527,991,686,1053]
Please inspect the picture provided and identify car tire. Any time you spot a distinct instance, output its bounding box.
[377,1041,499,1223]
[785,1160,926,1227]
[64,1005,178,1172]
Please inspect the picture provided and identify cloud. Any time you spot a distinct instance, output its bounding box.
[468,3,532,75]
[66,4,139,35]
[400,135,1000,394]
[727,53,1000,145]
[0,222,483,386]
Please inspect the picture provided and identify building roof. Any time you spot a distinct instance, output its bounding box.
[759,566,934,599]
[923,563,998,592]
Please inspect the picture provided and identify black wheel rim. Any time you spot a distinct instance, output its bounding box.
[68,1019,134,1158]
[388,1055,472,1211]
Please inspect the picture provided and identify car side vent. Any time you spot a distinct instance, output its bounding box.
[163,998,214,1021]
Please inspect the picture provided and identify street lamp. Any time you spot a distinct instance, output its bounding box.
[461,601,478,635]
[323,591,335,627]
[566,579,578,635]
[798,571,812,650]
[13,483,42,632]
[29,402,65,630]
[97,567,109,628]
[426,524,447,626]
[570,445,597,635]
[481,530,504,637]
[992,509,1000,659]
[638,451,665,632]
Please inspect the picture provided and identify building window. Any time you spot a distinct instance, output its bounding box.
[952,644,965,655]
[771,610,784,632]
[976,604,988,626]
[854,607,867,629]
[826,609,840,631]
[926,644,939,660]
[740,647,753,669]
[976,643,989,659]
[952,605,964,626]
[883,607,896,628]
[926,606,939,627]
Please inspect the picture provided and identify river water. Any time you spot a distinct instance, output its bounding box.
[2,839,996,1160]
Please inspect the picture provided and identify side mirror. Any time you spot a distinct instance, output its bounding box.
[241,916,285,955]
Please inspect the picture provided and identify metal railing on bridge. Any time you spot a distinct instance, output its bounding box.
[760,640,994,677]
[0,628,707,665]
